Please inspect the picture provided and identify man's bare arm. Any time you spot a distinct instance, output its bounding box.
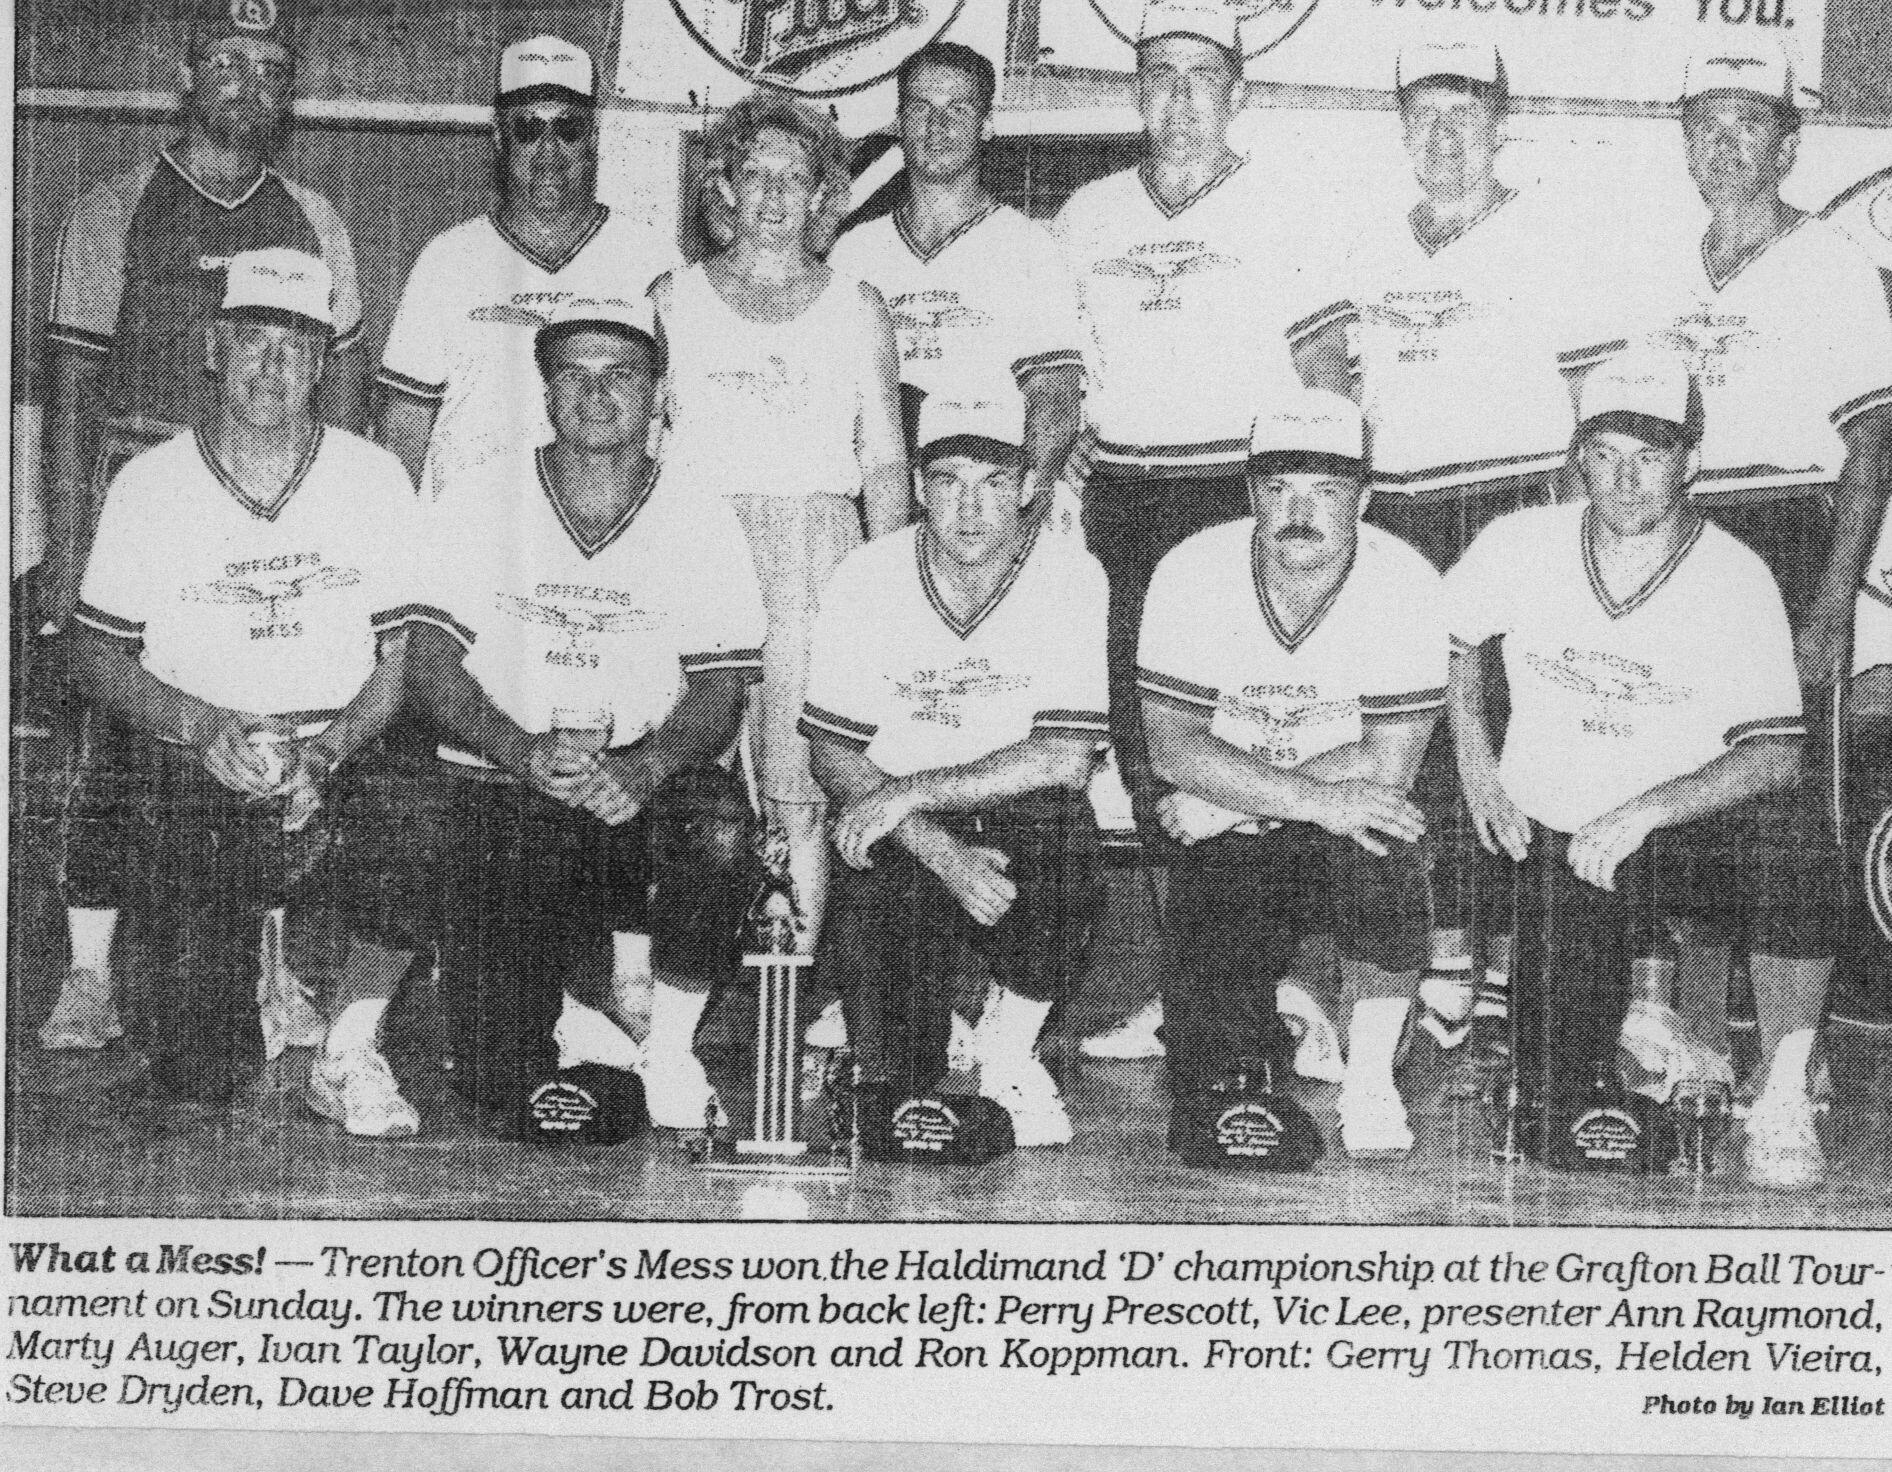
[1292,320,1355,398]
[1800,407,1892,683]
[377,391,439,491]
[40,346,103,627]
[317,340,370,435]
[1022,364,1084,490]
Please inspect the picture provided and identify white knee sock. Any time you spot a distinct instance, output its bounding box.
[1759,1028,1816,1102]
[67,908,118,981]
[980,988,1052,1076]
[613,932,651,986]
[1345,998,1411,1093]
[326,999,388,1058]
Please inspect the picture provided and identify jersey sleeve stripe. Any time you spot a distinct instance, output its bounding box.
[1361,687,1447,717]
[71,602,144,642]
[1286,301,1355,345]
[1371,453,1568,500]
[377,602,474,646]
[1725,716,1807,746]
[1099,438,1250,475]
[1863,581,1892,611]
[1011,349,1086,380]
[329,321,363,354]
[1031,709,1111,737]
[682,648,765,679]
[1558,339,1629,372]
[1831,386,1892,429]
[46,324,114,356]
[799,703,876,749]
[1136,666,1218,710]
[376,366,448,402]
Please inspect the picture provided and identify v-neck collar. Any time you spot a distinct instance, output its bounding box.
[894,199,998,264]
[917,522,1041,640]
[1700,212,1809,293]
[1249,523,1353,653]
[1581,503,1705,620]
[536,445,657,559]
[194,425,323,522]
[1139,154,1244,221]
[160,146,270,211]
[1408,186,1516,259]
[490,203,610,275]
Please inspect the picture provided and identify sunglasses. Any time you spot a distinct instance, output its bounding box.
[508,113,591,145]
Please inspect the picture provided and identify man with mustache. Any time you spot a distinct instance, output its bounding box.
[1138,391,1444,1159]
[35,0,363,1057]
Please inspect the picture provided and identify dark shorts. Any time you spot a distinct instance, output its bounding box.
[1163,824,1430,1096]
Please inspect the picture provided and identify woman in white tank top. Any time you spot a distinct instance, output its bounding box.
[652,92,906,953]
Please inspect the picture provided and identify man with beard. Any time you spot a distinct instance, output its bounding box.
[36,0,363,1054]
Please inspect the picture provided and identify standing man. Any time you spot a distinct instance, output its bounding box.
[69,250,412,1107]
[1286,43,1611,1030]
[830,42,1085,497]
[396,298,765,1133]
[1138,392,1443,1158]
[1055,0,1323,859]
[38,0,364,1051]
[1447,350,1840,1190]
[801,391,1109,1149]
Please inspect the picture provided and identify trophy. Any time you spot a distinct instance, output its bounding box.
[696,828,854,1178]
[1172,1056,1324,1171]
[1669,1079,1733,1176]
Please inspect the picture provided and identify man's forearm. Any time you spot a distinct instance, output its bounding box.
[376,392,437,490]
[861,462,910,539]
[406,627,532,772]
[1022,366,1083,487]
[72,629,222,747]
[635,672,749,792]
[1634,738,1800,831]
[1145,700,1331,824]
[1448,646,1504,789]
[305,631,409,767]
[899,736,1093,814]
[1298,711,1438,790]
[43,352,101,624]
[318,342,369,435]
[1811,413,1892,652]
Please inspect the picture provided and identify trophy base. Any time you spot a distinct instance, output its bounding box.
[694,1136,853,1179]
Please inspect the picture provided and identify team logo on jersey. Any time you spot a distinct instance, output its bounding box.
[707,354,810,414]
[670,0,964,96]
[468,296,571,329]
[891,294,993,363]
[1367,291,1477,362]
[1086,0,1320,62]
[498,592,658,648]
[185,560,361,626]
[1653,313,1757,390]
[892,659,1027,728]
[1523,652,1690,707]
[1093,242,1239,312]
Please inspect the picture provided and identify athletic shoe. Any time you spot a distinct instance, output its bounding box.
[555,995,644,1072]
[1079,997,1165,1059]
[1276,982,1345,1084]
[306,1049,420,1138]
[639,1042,718,1131]
[37,968,124,1051]
[804,998,847,1049]
[1335,1083,1414,1158]
[1744,1088,1826,1192]
[1618,997,1735,1105]
[980,1059,1073,1147]
[258,966,325,1060]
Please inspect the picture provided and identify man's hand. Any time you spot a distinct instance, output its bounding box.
[200,712,294,798]
[1307,778,1425,857]
[916,831,1017,927]
[832,779,923,869]
[278,741,338,831]
[571,750,655,827]
[1567,797,1663,892]
[1463,769,1532,861]
[524,731,598,806]
[1156,790,1248,846]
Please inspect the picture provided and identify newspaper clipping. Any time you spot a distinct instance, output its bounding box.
[8,0,1892,1456]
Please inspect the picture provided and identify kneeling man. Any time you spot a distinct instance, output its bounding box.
[1139,391,1444,1158]
[1447,348,1840,1189]
[802,391,1108,1149]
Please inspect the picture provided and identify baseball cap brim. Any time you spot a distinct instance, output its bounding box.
[920,433,1025,468]
[219,303,331,336]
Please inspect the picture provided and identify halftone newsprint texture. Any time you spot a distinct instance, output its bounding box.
[7,0,1892,1457]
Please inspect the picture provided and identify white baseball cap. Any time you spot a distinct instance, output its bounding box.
[916,391,1025,468]
[1395,40,1504,92]
[1578,347,1702,446]
[219,248,333,333]
[535,296,661,364]
[498,35,595,109]
[1138,0,1240,55]
[1248,390,1367,473]
[1681,33,1799,110]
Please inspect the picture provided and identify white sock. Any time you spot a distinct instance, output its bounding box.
[1428,929,1471,971]
[1760,1028,1816,1101]
[67,908,118,981]
[326,999,388,1059]
[1344,998,1410,1094]
[646,977,710,1069]
[981,987,1052,1074]
[613,932,652,986]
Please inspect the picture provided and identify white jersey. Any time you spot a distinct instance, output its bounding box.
[657,263,879,500]
[75,428,418,724]
[378,208,666,501]
[1138,521,1447,801]
[830,203,1084,406]
[1564,217,1892,502]
[1056,159,1308,476]
[1856,501,1892,676]
[413,451,765,750]
[800,523,1109,777]
[1289,189,1599,499]
[1824,165,1892,272]
[1446,502,1804,833]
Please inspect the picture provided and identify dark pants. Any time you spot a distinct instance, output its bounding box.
[1509,805,1841,1108]
[818,788,1102,1098]
[1084,469,1252,855]
[121,741,335,1102]
[1367,476,1552,936]
[333,736,460,953]
[1165,825,1430,1099]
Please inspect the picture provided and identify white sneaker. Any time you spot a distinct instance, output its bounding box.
[1080,997,1164,1059]
[804,998,847,1049]
[1276,982,1345,1083]
[982,1059,1073,1147]
[1745,1089,1826,1191]
[640,1041,718,1130]
[1336,1083,1414,1158]
[38,969,124,1050]
[307,1049,420,1138]
[556,996,644,1072]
